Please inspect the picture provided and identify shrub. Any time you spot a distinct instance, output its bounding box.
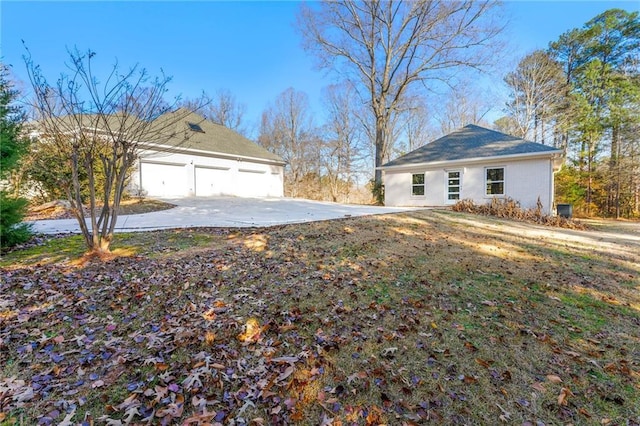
[0,191,32,248]
[0,63,32,248]
[452,197,585,230]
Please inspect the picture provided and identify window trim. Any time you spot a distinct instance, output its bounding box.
[485,166,505,197]
[411,172,425,197]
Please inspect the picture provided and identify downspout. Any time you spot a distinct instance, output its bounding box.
[550,159,555,216]
[550,154,562,216]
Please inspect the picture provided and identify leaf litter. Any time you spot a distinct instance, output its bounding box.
[1,210,639,424]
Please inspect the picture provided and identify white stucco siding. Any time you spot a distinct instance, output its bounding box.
[383,156,556,214]
[130,149,284,198]
[383,168,443,207]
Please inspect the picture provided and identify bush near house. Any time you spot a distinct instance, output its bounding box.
[452,197,586,230]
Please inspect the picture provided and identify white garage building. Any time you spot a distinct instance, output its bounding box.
[130,109,285,198]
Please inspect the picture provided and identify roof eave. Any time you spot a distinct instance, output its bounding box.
[378,150,564,171]
[139,141,286,166]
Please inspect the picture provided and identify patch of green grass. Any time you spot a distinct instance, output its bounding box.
[365,281,392,303]
[0,229,221,267]
[0,234,87,266]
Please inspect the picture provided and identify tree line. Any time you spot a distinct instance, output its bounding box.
[499,9,639,218]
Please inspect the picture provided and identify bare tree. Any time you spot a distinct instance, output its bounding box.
[26,48,204,255]
[400,102,433,152]
[182,89,247,134]
[321,83,367,202]
[434,85,494,135]
[258,88,318,198]
[298,0,503,202]
[504,50,569,143]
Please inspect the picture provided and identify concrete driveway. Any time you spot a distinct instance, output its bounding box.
[28,197,418,235]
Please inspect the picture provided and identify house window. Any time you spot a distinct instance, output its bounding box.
[486,167,505,195]
[412,173,425,196]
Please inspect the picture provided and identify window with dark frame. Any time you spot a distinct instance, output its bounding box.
[447,171,461,200]
[486,167,505,195]
[412,173,425,196]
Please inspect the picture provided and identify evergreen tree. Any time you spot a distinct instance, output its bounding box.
[546,9,640,217]
[0,63,31,248]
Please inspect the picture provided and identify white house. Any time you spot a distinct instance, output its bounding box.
[130,109,285,198]
[379,125,563,214]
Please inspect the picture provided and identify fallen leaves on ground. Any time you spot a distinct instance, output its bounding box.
[1,210,639,425]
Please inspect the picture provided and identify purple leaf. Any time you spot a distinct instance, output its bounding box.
[214,411,226,422]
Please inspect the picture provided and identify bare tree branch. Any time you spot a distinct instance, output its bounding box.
[298,0,504,202]
[25,48,205,254]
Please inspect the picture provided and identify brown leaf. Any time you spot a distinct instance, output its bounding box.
[546,374,562,384]
[578,407,591,418]
[277,365,295,383]
[464,341,478,352]
[531,382,546,393]
[475,358,492,368]
[557,387,573,406]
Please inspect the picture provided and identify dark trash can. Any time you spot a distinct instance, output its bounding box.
[557,204,573,219]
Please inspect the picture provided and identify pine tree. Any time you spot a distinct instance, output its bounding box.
[1,63,31,248]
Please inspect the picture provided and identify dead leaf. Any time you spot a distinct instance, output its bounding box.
[475,358,492,368]
[91,380,105,389]
[238,318,262,343]
[557,387,573,406]
[277,365,295,383]
[531,382,546,393]
[546,374,562,384]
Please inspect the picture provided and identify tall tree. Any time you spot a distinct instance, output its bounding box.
[504,50,569,144]
[0,64,31,248]
[26,48,204,254]
[321,83,366,202]
[549,9,640,217]
[258,88,319,198]
[298,0,503,202]
[434,85,493,136]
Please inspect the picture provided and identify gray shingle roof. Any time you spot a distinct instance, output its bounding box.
[382,124,561,168]
[33,109,284,164]
[150,108,284,163]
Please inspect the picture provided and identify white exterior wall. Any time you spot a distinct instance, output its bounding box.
[383,156,556,214]
[130,149,284,198]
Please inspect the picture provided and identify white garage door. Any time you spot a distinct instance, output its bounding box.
[237,169,266,197]
[195,166,230,196]
[140,162,188,197]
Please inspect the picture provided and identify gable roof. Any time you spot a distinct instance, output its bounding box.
[150,108,284,164]
[382,124,562,168]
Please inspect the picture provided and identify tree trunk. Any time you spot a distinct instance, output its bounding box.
[373,115,386,204]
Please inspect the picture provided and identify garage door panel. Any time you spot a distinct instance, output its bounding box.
[237,169,266,197]
[140,162,187,197]
[195,167,229,196]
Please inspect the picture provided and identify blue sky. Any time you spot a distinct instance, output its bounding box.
[2,1,638,137]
